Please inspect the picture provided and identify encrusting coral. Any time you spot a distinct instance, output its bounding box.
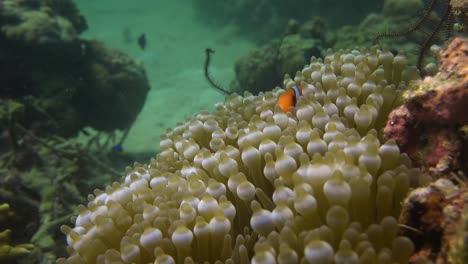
[58,46,430,263]
[0,0,81,44]
[0,203,35,261]
[0,0,150,136]
[398,178,468,263]
[384,37,468,174]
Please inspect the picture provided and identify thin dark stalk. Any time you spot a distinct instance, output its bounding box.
[204,48,231,95]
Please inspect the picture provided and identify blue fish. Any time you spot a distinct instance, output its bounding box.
[113,144,124,152]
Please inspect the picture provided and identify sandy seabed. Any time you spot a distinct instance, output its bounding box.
[75,0,255,154]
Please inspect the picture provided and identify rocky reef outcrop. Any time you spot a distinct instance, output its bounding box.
[0,0,150,136]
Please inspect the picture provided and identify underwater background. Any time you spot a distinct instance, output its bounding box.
[75,0,252,154]
[0,0,467,263]
[75,0,379,155]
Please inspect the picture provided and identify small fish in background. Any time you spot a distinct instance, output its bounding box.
[112,144,125,154]
[137,33,146,50]
[277,85,303,112]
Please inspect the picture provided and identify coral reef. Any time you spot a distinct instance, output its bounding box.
[331,2,432,66]
[276,34,321,83]
[0,0,150,136]
[374,0,468,72]
[58,47,428,263]
[0,1,151,263]
[42,0,87,33]
[0,203,35,262]
[383,37,468,263]
[399,178,468,263]
[78,40,150,131]
[382,0,424,17]
[331,0,466,71]
[384,37,468,175]
[231,18,325,95]
[0,0,82,44]
[192,0,380,42]
[230,0,462,95]
[230,40,282,95]
[0,126,134,263]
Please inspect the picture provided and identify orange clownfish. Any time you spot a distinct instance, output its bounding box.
[277,85,303,112]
